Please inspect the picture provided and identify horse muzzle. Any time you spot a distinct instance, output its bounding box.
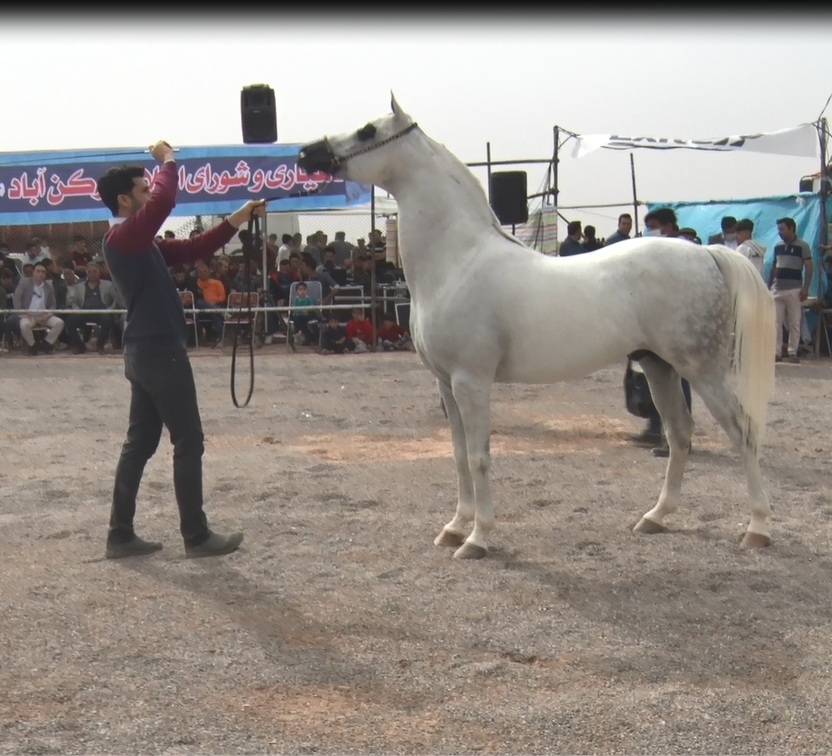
[297,139,341,175]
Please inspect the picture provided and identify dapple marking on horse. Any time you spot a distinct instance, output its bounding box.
[298,94,777,559]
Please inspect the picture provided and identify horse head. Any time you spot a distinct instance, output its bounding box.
[297,92,419,188]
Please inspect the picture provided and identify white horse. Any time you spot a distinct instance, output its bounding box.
[298,95,777,559]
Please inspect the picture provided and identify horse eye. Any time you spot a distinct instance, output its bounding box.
[357,124,377,141]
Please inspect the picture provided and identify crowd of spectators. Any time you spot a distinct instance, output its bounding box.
[0,226,414,357]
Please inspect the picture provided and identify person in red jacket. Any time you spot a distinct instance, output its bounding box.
[345,307,374,352]
[96,139,266,560]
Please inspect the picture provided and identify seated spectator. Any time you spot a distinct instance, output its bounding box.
[376,313,413,351]
[171,264,200,298]
[350,254,374,297]
[194,259,227,348]
[320,313,353,354]
[345,307,373,352]
[13,260,64,355]
[289,281,319,347]
[64,260,118,354]
[300,252,340,305]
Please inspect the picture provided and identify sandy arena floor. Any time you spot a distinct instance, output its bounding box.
[2,346,832,755]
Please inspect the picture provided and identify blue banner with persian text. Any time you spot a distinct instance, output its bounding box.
[0,144,371,225]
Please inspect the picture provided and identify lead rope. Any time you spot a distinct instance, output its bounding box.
[230,215,258,408]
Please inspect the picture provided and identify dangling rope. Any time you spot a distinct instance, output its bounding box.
[230,215,258,408]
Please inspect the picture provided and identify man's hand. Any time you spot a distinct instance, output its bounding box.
[149,140,175,163]
[799,286,809,302]
[227,199,268,229]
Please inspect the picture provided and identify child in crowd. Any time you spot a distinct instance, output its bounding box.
[320,314,352,354]
[345,307,373,352]
[376,313,413,351]
[289,281,318,346]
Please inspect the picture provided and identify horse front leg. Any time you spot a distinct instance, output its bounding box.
[448,375,493,560]
[433,378,475,550]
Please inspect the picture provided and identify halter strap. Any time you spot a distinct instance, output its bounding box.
[339,121,419,164]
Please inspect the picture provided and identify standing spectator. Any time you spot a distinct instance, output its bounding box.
[10,239,49,271]
[768,216,812,364]
[95,139,264,559]
[708,216,738,249]
[276,233,293,264]
[13,260,65,355]
[558,220,586,256]
[605,213,633,246]
[735,218,766,279]
[330,230,354,268]
[581,225,603,252]
[67,235,93,276]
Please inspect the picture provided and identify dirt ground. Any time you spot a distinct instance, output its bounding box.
[2,345,832,755]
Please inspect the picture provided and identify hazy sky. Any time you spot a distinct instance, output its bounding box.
[2,12,831,236]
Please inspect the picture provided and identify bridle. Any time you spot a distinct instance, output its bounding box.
[300,121,420,175]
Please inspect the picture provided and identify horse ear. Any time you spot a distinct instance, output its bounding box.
[391,91,403,116]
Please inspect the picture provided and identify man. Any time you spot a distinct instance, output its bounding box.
[581,225,603,252]
[604,213,633,246]
[768,216,812,364]
[194,259,228,348]
[12,260,65,355]
[708,215,738,249]
[735,218,766,279]
[276,233,293,265]
[329,230,354,268]
[10,239,49,272]
[96,139,266,560]
[558,220,586,256]
[64,259,118,354]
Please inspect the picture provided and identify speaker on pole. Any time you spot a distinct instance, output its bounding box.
[241,84,278,144]
[489,170,528,226]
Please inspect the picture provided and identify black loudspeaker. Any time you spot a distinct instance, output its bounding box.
[489,171,528,225]
[799,177,814,193]
[241,84,277,144]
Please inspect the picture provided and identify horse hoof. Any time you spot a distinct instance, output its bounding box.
[434,530,466,548]
[740,532,771,549]
[633,517,667,535]
[453,542,488,560]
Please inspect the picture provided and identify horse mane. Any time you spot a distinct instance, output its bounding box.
[417,127,527,249]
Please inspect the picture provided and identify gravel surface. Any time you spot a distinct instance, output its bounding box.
[2,347,832,755]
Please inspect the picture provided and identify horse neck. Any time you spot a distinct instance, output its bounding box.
[384,133,506,290]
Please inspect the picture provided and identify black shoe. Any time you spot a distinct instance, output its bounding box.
[184,531,244,559]
[28,344,39,356]
[630,429,662,445]
[72,344,87,355]
[106,535,164,559]
[41,341,54,355]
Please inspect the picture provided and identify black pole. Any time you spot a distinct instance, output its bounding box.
[630,153,639,238]
[370,190,377,350]
[553,126,560,252]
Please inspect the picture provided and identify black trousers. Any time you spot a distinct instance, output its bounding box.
[109,349,210,546]
[65,313,114,348]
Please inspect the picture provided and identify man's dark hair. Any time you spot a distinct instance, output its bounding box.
[567,220,582,237]
[33,261,47,272]
[618,213,632,222]
[281,233,292,244]
[301,252,317,269]
[720,216,738,231]
[279,259,291,267]
[58,257,74,270]
[652,207,677,226]
[776,216,796,233]
[584,225,596,236]
[96,165,145,216]
[736,218,754,234]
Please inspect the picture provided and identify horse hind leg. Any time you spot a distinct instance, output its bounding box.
[433,378,476,550]
[693,379,772,549]
[632,357,693,535]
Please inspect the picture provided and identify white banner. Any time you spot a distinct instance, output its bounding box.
[571,122,819,159]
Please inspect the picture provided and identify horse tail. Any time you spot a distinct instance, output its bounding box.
[706,245,776,454]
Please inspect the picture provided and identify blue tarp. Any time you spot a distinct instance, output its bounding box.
[647,193,832,298]
[0,144,372,225]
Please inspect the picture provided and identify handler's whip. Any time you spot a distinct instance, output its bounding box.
[230,214,259,408]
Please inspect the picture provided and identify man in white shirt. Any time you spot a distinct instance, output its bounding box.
[735,218,766,279]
